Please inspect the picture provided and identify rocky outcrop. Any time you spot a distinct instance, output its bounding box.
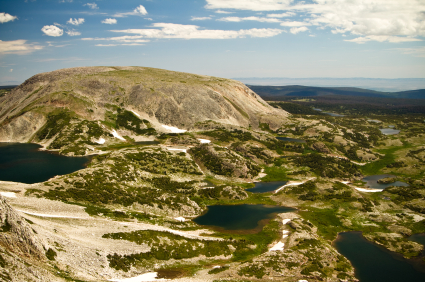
[0,111,45,142]
[0,66,288,143]
[0,196,45,260]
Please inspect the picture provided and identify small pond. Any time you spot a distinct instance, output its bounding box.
[246,181,288,193]
[134,141,159,145]
[0,143,91,184]
[410,233,425,246]
[276,137,306,143]
[380,128,400,135]
[193,204,295,232]
[362,174,409,190]
[313,108,345,117]
[333,232,425,282]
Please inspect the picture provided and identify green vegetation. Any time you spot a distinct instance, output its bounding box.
[270,101,324,115]
[35,110,72,141]
[238,264,266,279]
[293,154,362,178]
[46,248,57,260]
[116,109,156,135]
[260,166,289,182]
[190,144,261,178]
[105,230,253,272]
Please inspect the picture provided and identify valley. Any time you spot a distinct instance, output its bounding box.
[0,67,424,282]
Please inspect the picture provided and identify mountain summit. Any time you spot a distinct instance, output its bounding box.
[0,66,287,145]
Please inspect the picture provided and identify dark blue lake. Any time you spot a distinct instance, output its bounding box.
[246,181,287,193]
[334,232,425,282]
[276,137,306,143]
[193,204,295,232]
[362,174,409,189]
[0,143,91,184]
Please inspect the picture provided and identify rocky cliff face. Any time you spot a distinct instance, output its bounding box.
[0,196,45,260]
[0,66,287,143]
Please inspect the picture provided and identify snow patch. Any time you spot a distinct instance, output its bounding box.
[355,187,383,193]
[282,219,291,225]
[131,110,141,117]
[95,138,106,144]
[166,148,187,153]
[274,178,316,193]
[109,272,164,282]
[0,192,16,198]
[269,242,285,251]
[198,139,211,144]
[16,210,85,219]
[175,217,186,222]
[161,125,187,133]
[111,130,126,141]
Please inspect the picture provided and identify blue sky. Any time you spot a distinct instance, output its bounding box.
[1,0,425,86]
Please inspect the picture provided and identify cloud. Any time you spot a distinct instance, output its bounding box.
[82,35,150,45]
[0,40,43,54]
[205,0,425,43]
[206,0,292,11]
[114,5,148,17]
[109,23,284,39]
[9,69,13,72]
[395,46,425,57]
[84,3,98,9]
[280,21,310,27]
[267,12,295,18]
[215,10,233,14]
[191,16,212,21]
[66,30,81,36]
[345,35,422,44]
[95,44,117,47]
[102,18,117,24]
[218,16,281,23]
[41,25,63,37]
[0,13,17,23]
[67,18,85,25]
[290,26,308,34]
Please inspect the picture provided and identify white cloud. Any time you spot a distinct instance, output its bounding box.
[115,5,148,17]
[0,13,17,23]
[41,25,63,37]
[345,35,422,44]
[84,3,98,9]
[206,0,293,11]
[290,26,308,34]
[102,18,117,24]
[134,5,148,15]
[109,23,284,39]
[191,16,212,21]
[67,18,85,25]
[9,69,13,72]
[0,40,43,54]
[95,44,117,47]
[215,10,234,14]
[267,12,295,18]
[82,35,150,45]
[395,46,425,57]
[280,21,310,27]
[66,30,81,36]
[205,0,425,43]
[219,16,281,23]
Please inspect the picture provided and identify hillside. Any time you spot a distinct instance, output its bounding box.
[249,85,425,99]
[0,66,286,146]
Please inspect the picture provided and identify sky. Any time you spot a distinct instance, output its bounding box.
[1,0,425,87]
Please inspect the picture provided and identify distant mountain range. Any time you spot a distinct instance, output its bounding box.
[248,85,425,100]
